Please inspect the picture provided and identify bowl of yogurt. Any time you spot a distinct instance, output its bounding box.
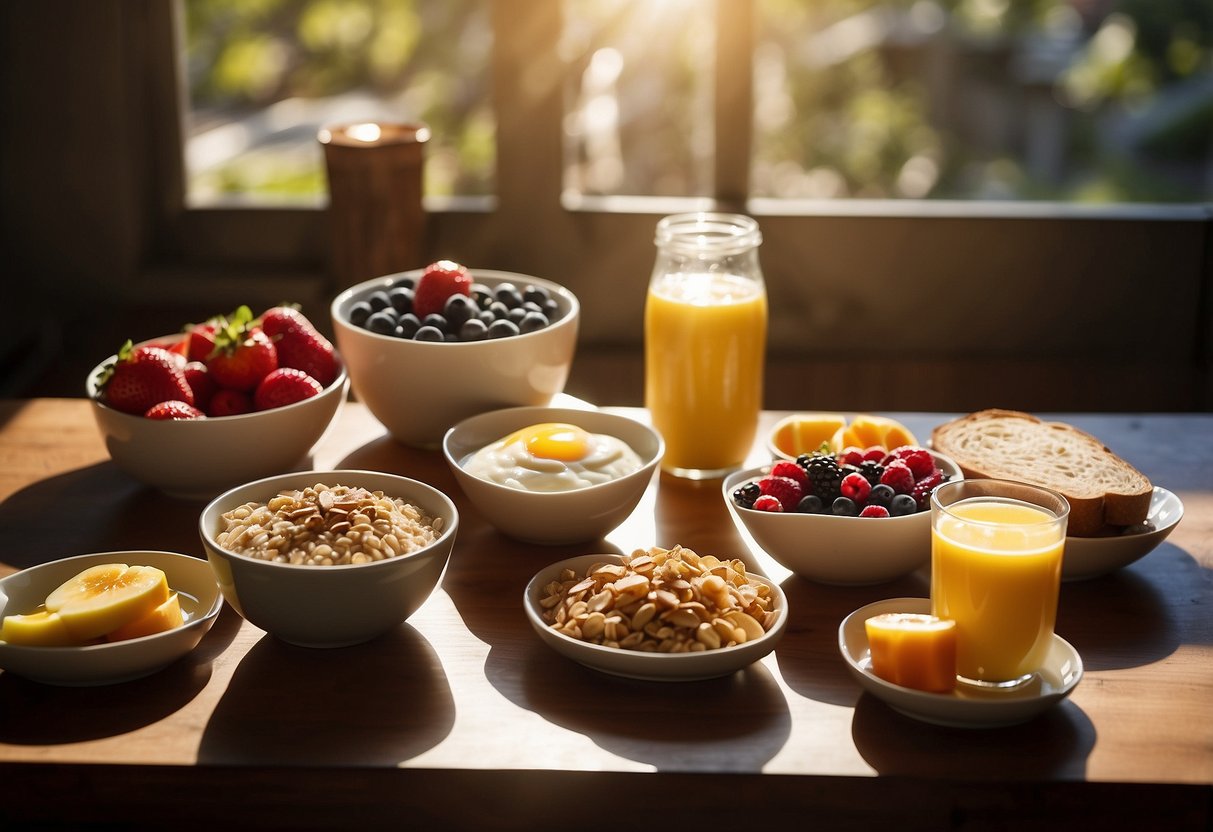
[442,406,664,544]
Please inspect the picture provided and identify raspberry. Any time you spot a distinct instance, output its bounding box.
[840,472,871,504]
[862,445,887,462]
[839,446,865,466]
[880,460,915,494]
[771,460,808,488]
[899,448,935,480]
[859,504,891,518]
[759,475,804,511]
[753,494,783,512]
[911,469,948,510]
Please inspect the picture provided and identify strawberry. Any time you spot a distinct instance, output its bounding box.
[208,388,252,417]
[96,341,194,415]
[259,305,339,387]
[184,322,218,362]
[412,260,472,319]
[145,400,205,420]
[253,368,323,411]
[206,306,278,391]
[182,361,216,411]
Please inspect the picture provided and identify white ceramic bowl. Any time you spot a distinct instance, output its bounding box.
[442,406,663,545]
[723,451,962,585]
[331,269,580,448]
[1062,486,1184,581]
[524,553,787,681]
[198,470,458,648]
[87,345,348,500]
[0,551,223,686]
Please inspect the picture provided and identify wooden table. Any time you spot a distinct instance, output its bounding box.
[0,399,1210,830]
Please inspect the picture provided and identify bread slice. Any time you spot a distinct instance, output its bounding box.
[930,409,1153,537]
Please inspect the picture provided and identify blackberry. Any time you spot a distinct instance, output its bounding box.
[732,481,761,508]
[858,460,885,486]
[803,454,843,503]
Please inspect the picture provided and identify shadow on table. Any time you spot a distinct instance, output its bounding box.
[0,606,242,745]
[852,694,1094,780]
[197,623,453,766]
[0,462,216,569]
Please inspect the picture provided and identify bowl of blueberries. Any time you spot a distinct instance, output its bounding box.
[331,261,580,448]
[722,448,961,586]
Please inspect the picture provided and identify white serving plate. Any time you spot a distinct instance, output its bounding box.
[524,553,787,682]
[1062,487,1184,581]
[838,597,1083,728]
[0,551,223,686]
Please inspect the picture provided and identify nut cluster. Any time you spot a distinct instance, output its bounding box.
[217,483,444,566]
[539,545,779,653]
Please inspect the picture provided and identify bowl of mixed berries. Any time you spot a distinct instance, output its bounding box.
[87,304,348,499]
[722,445,961,585]
[331,261,579,448]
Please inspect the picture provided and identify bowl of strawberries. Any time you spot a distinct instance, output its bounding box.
[331,262,579,448]
[722,446,961,586]
[87,304,349,500]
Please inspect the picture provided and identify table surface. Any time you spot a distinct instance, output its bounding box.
[1,399,1210,830]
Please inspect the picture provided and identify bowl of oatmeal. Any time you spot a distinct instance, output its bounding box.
[198,470,458,647]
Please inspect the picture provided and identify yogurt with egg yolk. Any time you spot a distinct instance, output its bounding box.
[463,423,643,492]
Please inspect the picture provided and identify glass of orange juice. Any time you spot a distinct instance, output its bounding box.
[930,479,1069,689]
[644,213,767,479]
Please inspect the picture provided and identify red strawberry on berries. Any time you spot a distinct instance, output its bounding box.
[96,341,195,415]
[753,494,784,512]
[182,361,216,411]
[412,260,472,319]
[206,306,278,391]
[208,388,252,417]
[145,400,205,420]
[758,475,804,511]
[859,504,890,518]
[840,471,872,504]
[879,460,915,494]
[184,322,218,362]
[259,305,340,387]
[253,368,323,411]
[770,460,808,488]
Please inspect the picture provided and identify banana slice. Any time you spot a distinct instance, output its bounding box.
[105,592,184,642]
[44,563,170,641]
[0,610,76,646]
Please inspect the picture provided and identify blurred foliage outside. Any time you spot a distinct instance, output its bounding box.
[185,0,1212,205]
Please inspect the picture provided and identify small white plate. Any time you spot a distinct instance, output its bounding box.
[1062,487,1184,581]
[0,551,223,686]
[838,598,1083,728]
[524,553,787,682]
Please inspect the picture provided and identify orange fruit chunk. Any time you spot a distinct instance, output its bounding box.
[106,592,185,642]
[769,413,847,459]
[830,415,918,453]
[865,612,957,692]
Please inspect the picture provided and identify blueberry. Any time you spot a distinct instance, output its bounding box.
[507,307,527,325]
[414,325,445,342]
[471,283,492,305]
[524,285,550,305]
[488,301,510,319]
[395,313,421,339]
[796,494,824,514]
[422,313,449,333]
[477,309,496,325]
[390,275,416,290]
[487,319,520,339]
[494,283,523,308]
[521,301,543,314]
[458,318,489,341]
[444,294,477,328]
[367,290,392,312]
[831,497,859,517]
[868,483,895,508]
[542,298,560,320]
[889,494,918,517]
[388,287,414,314]
[348,301,373,327]
[366,310,397,335]
[519,311,549,334]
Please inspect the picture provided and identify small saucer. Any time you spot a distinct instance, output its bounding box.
[1062,487,1184,581]
[838,598,1083,728]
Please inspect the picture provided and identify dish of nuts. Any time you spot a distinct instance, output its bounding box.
[537,545,779,653]
[216,483,444,566]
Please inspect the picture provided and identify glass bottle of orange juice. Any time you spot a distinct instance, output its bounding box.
[644,213,767,479]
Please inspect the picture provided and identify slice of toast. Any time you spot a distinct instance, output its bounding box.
[930,409,1153,537]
